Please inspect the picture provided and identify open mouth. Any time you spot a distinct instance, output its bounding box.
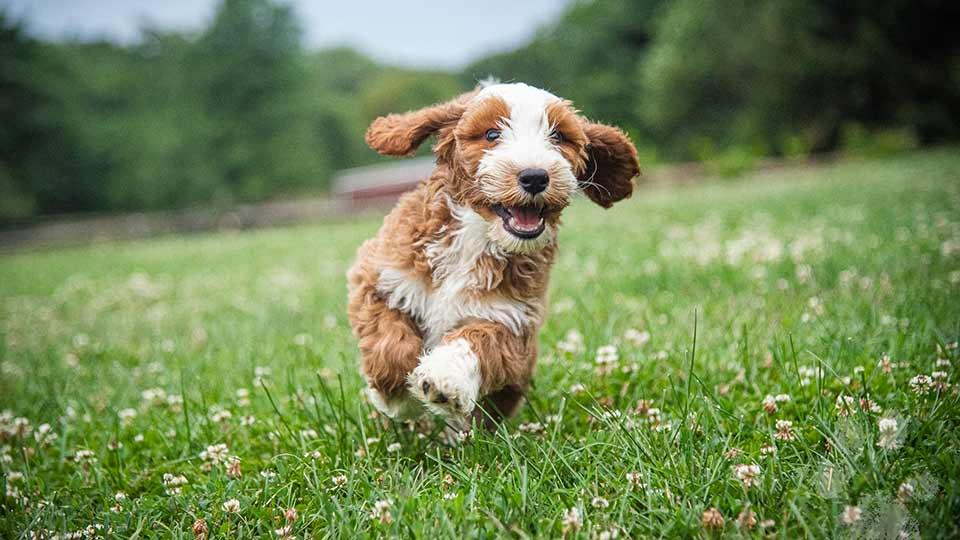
[491,203,546,239]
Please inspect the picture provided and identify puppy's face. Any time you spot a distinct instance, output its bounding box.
[449,84,588,253]
[365,82,641,254]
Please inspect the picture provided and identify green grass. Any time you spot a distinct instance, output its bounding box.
[2,149,959,539]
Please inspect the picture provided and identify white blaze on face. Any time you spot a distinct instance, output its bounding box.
[473,83,578,196]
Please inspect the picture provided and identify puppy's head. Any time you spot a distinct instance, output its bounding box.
[366,82,640,253]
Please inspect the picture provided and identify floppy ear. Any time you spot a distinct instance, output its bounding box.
[577,121,641,208]
[365,90,477,157]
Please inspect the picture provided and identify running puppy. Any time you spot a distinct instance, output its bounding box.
[347,82,640,429]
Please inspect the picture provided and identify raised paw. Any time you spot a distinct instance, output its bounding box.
[407,339,481,426]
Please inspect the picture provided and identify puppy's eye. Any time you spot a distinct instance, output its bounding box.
[549,130,565,144]
[485,129,501,142]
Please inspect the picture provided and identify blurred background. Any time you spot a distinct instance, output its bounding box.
[1,0,958,242]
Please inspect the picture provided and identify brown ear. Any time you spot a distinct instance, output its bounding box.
[578,121,641,208]
[364,90,477,157]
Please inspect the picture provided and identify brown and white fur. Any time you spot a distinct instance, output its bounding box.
[347,82,640,430]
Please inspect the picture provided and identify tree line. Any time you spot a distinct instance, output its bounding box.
[2,0,958,223]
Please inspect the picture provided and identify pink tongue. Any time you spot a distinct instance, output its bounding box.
[510,207,541,229]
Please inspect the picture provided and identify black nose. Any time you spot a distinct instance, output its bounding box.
[517,168,549,194]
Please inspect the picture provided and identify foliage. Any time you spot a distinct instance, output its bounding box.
[2,150,960,538]
[467,0,960,161]
[2,0,959,221]
[0,2,464,223]
[841,124,920,159]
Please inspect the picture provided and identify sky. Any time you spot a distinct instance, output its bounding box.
[1,0,571,69]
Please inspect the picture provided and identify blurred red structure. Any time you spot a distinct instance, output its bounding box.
[333,157,436,211]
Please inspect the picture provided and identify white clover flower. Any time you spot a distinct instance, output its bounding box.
[591,496,610,509]
[624,328,650,347]
[840,505,861,525]
[221,457,240,478]
[897,482,914,504]
[73,449,96,464]
[762,395,777,414]
[798,365,820,386]
[330,474,348,488]
[877,417,900,450]
[594,345,619,375]
[235,388,251,407]
[835,394,857,416]
[878,355,895,374]
[774,394,791,403]
[199,443,229,470]
[733,464,761,488]
[162,473,189,495]
[908,375,933,395]
[774,420,794,441]
[386,442,402,453]
[222,498,241,513]
[859,397,882,414]
[210,409,232,423]
[166,394,184,411]
[369,499,392,524]
[34,423,58,447]
[117,408,137,425]
[254,366,272,378]
[597,527,620,540]
[556,329,585,356]
[518,422,545,434]
[561,507,582,532]
[141,388,167,406]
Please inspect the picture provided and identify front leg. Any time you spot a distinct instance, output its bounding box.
[408,320,537,428]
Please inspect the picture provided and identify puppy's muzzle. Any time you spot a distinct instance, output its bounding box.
[517,168,549,195]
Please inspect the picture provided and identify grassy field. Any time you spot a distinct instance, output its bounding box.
[2,149,959,539]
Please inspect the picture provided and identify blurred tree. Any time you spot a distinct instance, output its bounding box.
[359,69,464,121]
[465,0,668,136]
[3,0,959,222]
[0,15,99,220]
[639,0,960,157]
[190,0,327,203]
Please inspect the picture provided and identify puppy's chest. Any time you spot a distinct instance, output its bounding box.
[376,230,533,349]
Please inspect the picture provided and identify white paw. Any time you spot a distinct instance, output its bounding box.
[364,384,422,420]
[407,339,481,426]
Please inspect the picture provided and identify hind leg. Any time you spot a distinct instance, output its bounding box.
[347,267,423,418]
